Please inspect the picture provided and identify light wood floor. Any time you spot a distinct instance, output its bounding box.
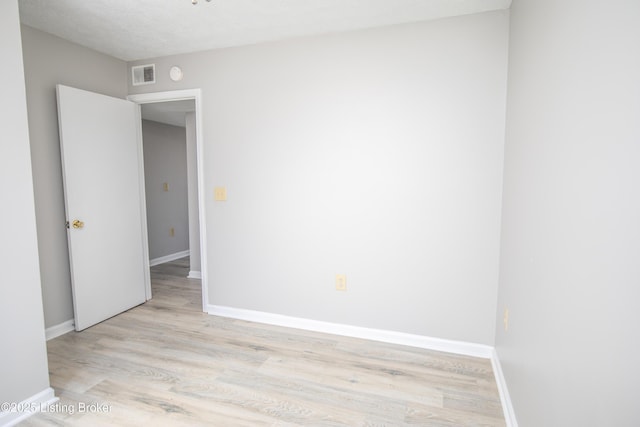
[23,258,505,426]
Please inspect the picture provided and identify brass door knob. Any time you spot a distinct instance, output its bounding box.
[72,219,84,229]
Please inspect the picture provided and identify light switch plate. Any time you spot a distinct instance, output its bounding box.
[214,186,227,201]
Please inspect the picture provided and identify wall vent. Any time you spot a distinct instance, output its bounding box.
[131,64,156,86]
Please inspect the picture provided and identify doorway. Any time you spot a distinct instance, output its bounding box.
[140,101,195,270]
[128,90,208,312]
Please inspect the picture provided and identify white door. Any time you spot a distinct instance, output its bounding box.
[56,85,150,331]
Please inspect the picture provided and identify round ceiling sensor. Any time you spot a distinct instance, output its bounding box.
[169,66,183,82]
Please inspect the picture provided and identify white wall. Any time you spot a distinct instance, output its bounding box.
[130,11,509,345]
[142,119,190,261]
[496,0,640,425]
[21,25,128,328]
[0,0,51,411]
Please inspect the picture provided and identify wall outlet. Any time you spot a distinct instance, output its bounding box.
[503,308,509,332]
[169,227,175,237]
[336,274,347,291]
[163,182,169,192]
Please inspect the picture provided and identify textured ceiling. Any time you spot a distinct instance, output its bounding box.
[19,0,511,62]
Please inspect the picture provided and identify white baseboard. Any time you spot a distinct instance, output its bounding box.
[207,305,493,359]
[149,250,190,267]
[45,319,75,341]
[187,270,201,279]
[491,349,518,427]
[0,387,57,427]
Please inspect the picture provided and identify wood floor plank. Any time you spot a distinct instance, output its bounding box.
[21,258,505,426]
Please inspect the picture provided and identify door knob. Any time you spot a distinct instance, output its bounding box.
[72,219,84,229]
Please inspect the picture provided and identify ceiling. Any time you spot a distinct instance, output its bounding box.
[141,100,195,128]
[19,0,511,62]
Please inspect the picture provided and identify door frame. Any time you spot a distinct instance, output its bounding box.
[128,89,208,312]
